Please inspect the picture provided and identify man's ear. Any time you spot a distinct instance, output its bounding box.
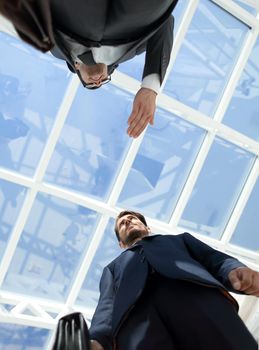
[147,226,151,233]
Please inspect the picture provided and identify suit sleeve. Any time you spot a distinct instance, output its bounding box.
[89,266,115,350]
[183,232,247,293]
[142,15,174,84]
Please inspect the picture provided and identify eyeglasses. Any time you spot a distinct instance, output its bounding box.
[82,75,111,89]
[75,66,112,90]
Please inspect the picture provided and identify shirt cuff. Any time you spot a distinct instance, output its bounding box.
[141,74,161,94]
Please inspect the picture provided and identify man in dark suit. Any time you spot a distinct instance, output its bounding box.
[0,0,178,138]
[89,210,259,350]
[50,0,178,139]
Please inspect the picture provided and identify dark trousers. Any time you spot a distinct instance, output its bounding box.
[116,275,257,350]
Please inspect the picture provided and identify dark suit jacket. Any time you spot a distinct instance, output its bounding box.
[0,0,178,83]
[50,0,178,83]
[89,233,246,350]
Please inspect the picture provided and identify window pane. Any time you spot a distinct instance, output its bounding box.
[118,0,188,80]
[0,180,26,263]
[2,193,100,301]
[180,138,255,238]
[117,109,205,221]
[231,177,259,252]
[76,218,120,310]
[163,0,249,116]
[222,37,259,141]
[0,324,50,350]
[0,32,72,177]
[45,84,132,201]
[233,0,258,15]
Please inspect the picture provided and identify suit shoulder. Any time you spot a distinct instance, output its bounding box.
[152,233,186,240]
[106,252,124,270]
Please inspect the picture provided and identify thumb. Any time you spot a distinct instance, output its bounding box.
[232,280,241,290]
[229,270,242,290]
[128,105,139,124]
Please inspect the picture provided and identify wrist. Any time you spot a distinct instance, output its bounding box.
[140,87,157,96]
[141,73,160,94]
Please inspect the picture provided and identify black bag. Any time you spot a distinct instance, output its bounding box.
[0,0,55,52]
[52,312,90,350]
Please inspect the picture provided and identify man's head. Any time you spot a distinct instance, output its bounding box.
[74,62,110,89]
[115,210,151,249]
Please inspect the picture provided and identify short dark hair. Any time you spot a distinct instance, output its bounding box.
[114,210,148,241]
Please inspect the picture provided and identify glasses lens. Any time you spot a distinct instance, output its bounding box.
[84,76,111,88]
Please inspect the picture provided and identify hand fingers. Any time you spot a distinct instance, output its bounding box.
[229,268,252,291]
[127,117,149,137]
[244,273,259,296]
[127,105,147,137]
[229,268,257,294]
[127,88,156,137]
[127,104,143,132]
[127,104,154,137]
[128,105,141,125]
[245,287,259,296]
[127,112,151,138]
[127,107,155,137]
[237,269,254,292]
[228,270,242,290]
[129,120,148,138]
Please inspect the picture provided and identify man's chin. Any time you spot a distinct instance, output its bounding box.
[124,230,142,246]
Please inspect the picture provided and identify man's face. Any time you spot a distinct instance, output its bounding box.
[116,214,150,249]
[75,62,108,88]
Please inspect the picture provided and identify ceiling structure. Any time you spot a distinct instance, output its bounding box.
[0,0,259,348]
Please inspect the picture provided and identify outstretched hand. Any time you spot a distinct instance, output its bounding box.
[228,267,259,296]
[127,87,157,138]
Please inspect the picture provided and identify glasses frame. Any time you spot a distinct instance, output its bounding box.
[76,69,111,89]
[84,76,111,89]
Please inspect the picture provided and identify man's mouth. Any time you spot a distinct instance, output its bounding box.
[127,225,136,233]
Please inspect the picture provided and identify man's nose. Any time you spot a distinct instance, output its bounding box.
[125,218,132,225]
[90,72,103,81]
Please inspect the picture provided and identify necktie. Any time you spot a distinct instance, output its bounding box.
[77,50,96,66]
